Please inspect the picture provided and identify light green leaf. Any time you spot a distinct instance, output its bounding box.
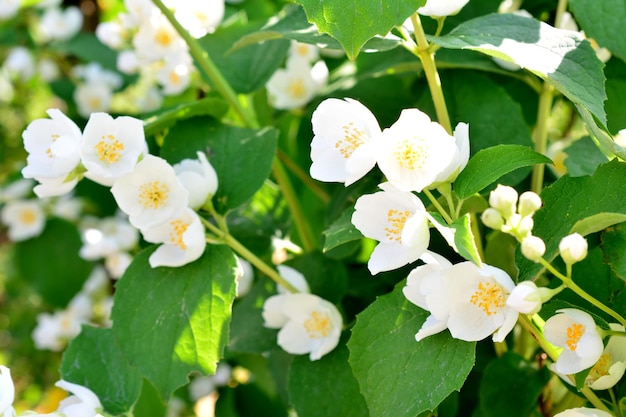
[570,213,626,237]
[517,160,626,281]
[323,207,362,252]
[288,343,368,417]
[14,218,93,307]
[455,145,552,199]
[569,0,626,62]
[348,283,475,417]
[143,98,228,137]
[429,213,482,266]
[575,104,626,160]
[432,13,607,124]
[563,136,609,176]
[111,245,237,401]
[160,117,278,214]
[61,327,142,415]
[296,0,425,60]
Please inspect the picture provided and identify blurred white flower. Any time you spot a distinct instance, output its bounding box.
[554,408,612,417]
[50,194,83,221]
[4,47,35,81]
[0,365,16,417]
[263,292,342,361]
[37,58,60,81]
[585,324,626,390]
[117,50,140,74]
[133,13,186,63]
[276,264,310,294]
[105,251,133,278]
[403,254,518,342]
[32,309,85,351]
[235,256,253,298]
[111,155,189,229]
[0,179,34,203]
[155,54,193,95]
[288,41,319,63]
[135,85,164,112]
[124,0,155,25]
[73,82,114,118]
[266,57,327,110]
[96,20,125,49]
[38,6,83,42]
[74,63,123,90]
[0,0,19,20]
[173,151,218,210]
[377,108,457,192]
[172,0,224,38]
[79,215,139,260]
[544,308,603,374]
[55,380,103,417]
[80,112,147,186]
[418,0,470,17]
[141,207,206,268]
[352,182,430,274]
[310,98,381,185]
[1,199,46,241]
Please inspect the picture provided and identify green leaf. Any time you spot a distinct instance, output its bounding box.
[199,23,290,94]
[432,13,607,124]
[284,252,348,304]
[50,33,118,70]
[288,342,368,417]
[297,0,425,60]
[323,207,362,252]
[569,0,626,62]
[61,327,142,415]
[232,4,401,54]
[571,213,626,237]
[563,136,609,176]
[143,98,229,137]
[478,352,550,417]
[602,223,626,283]
[13,218,93,307]
[455,145,552,199]
[429,213,482,266]
[111,245,237,401]
[161,117,278,213]
[575,104,625,160]
[517,160,626,281]
[348,283,476,417]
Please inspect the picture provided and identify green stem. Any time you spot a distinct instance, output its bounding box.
[410,13,453,134]
[530,83,554,194]
[423,189,454,224]
[539,258,626,327]
[519,316,612,413]
[276,149,330,205]
[272,159,317,252]
[202,218,300,293]
[555,0,570,29]
[151,0,258,128]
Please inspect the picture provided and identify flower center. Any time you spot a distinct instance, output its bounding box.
[385,209,410,242]
[95,134,125,164]
[169,70,181,86]
[304,310,332,339]
[588,353,612,380]
[470,281,506,316]
[20,208,37,225]
[155,28,173,47]
[394,138,426,170]
[46,134,60,158]
[336,122,366,159]
[566,323,585,351]
[138,181,170,210]
[88,96,102,110]
[169,219,189,250]
[287,79,307,99]
[296,44,310,56]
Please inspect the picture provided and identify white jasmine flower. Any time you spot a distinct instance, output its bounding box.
[554,408,613,417]
[117,50,140,74]
[95,21,125,50]
[74,63,123,90]
[289,41,319,63]
[310,98,382,185]
[263,292,342,361]
[418,0,470,17]
[133,13,186,63]
[489,184,518,218]
[4,47,35,81]
[37,58,60,81]
[585,324,626,390]
[377,108,457,192]
[124,0,155,25]
[506,281,547,314]
[110,155,189,229]
[173,151,218,210]
[544,308,604,375]
[403,256,518,342]
[189,376,216,401]
[141,207,206,268]
[432,122,470,186]
[50,194,83,221]
[81,265,109,296]
[80,112,147,185]
[32,310,84,351]
[559,233,588,265]
[235,256,253,298]
[1,200,46,241]
[0,0,19,20]
[266,57,327,110]
[0,179,34,203]
[135,85,164,112]
[21,109,82,193]
[172,0,224,38]
[80,215,138,260]
[0,366,16,417]
[521,235,545,262]
[55,380,103,417]
[105,251,133,278]
[352,182,430,274]
[39,6,83,41]
[276,265,310,294]
[73,82,114,118]
[155,54,193,95]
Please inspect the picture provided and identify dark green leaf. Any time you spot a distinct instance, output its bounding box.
[433,13,607,124]
[50,33,118,70]
[61,327,142,415]
[14,218,93,307]
[288,343,368,417]
[455,145,552,199]
[602,223,626,283]
[111,245,237,401]
[348,283,475,417]
[284,252,348,304]
[143,98,229,137]
[564,136,610,176]
[569,0,626,62]
[323,207,362,252]
[575,104,625,160]
[297,0,425,60]
[478,352,550,417]
[429,213,482,266]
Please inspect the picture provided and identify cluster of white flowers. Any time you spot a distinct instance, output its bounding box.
[71,63,124,118]
[95,0,225,101]
[265,41,328,110]
[1,366,103,417]
[33,266,113,351]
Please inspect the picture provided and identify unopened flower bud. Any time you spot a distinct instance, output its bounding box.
[559,233,588,264]
[506,281,543,314]
[521,236,545,262]
[518,191,542,217]
[481,208,504,230]
[489,184,518,218]
[517,215,534,238]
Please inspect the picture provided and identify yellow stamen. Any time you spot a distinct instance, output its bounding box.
[138,181,170,210]
[155,28,173,47]
[168,219,189,250]
[384,209,410,242]
[470,281,506,316]
[287,79,306,99]
[20,209,37,225]
[394,138,426,170]
[566,323,585,351]
[335,122,366,159]
[95,134,124,164]
[304,311,332,339]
